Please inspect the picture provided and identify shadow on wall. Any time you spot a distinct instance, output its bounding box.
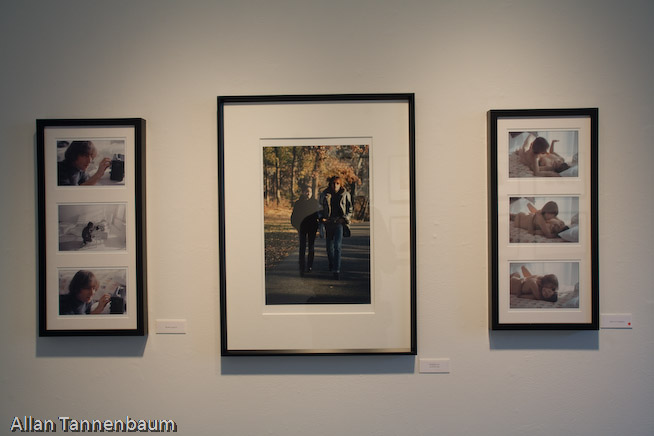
[221,355,416,375]
[489,330,598,350]
[36,336,148,358]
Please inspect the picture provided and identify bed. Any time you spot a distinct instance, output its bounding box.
[509,150,578,178]
[509,197,579,243]
[510,283,580,309]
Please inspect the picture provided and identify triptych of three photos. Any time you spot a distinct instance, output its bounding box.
[489,109,598,330]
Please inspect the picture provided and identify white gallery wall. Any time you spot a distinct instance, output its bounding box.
[1,0,652,434]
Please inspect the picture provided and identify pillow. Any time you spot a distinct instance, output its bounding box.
[509,197,532,214]
[558,225,579,242]
[559,165,578,177]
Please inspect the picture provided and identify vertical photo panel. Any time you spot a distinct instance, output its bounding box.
[38,118,147,336]
[262,144,371,305]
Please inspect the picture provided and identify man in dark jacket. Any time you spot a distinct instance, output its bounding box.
[320,176,353,279]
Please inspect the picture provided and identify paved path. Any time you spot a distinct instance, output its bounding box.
[265,222,371,304]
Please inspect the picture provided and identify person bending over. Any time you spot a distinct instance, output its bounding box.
[511,201,567,239]
[58,141,111,186]
[517,134,569,177]
[291,185,321,276]
[59,270,112,315]
[510,266,558,302]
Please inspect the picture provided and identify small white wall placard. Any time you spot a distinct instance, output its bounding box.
[600,314,632,329]
[419,358,451,373]
[155,319,187,334]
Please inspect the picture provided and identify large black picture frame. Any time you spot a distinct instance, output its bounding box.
[37,118,147,336]
[489,108,599,330]
[218,94,416,355]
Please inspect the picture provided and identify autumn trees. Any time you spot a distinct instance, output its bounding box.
[263,145,370,221]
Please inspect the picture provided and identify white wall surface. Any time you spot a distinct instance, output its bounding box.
[1,1,653,435]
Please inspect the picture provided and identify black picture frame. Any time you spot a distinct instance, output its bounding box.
[218,94,416,355]
[488,108,598,330]
[37,118,147,336]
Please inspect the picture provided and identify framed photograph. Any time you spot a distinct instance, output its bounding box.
[37,118,147,336]
[488,109,598,329]
[218,94,416,355]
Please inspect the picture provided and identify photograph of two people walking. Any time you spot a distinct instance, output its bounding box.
[263,144,371,305]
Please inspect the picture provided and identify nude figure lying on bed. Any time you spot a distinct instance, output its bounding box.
[517,133,570,177]
[510,201,568,239]
[510,265,558,302]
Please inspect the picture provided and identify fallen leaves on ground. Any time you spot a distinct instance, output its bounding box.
[264,205,296,269]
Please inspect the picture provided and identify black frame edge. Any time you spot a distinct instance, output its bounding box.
[218,93,417,355]
[488,108,599,331]
[37,118,148,337]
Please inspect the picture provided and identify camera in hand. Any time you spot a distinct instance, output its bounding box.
[110,285,126,314]
[110,153,125,181]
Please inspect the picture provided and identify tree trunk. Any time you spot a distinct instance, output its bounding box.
[274,160,281,205]
[290,147,297,203]
[264,169,270,206]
